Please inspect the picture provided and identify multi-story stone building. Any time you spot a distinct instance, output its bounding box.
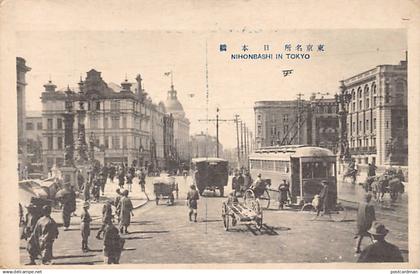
[165,84,190,163]
[254,96,339,152]
[343,60,408,166]
[17,57,31,178]
[25,111,43,175]
[190,132,224,158]
[40,69,179,174]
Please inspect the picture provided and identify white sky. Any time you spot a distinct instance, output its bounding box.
[17,30,407,148]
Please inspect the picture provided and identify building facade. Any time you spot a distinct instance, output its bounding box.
[190,132,224,158]
[40,69,178,174]
[165,84,190,163]
[25,111,43,175]
[254,97,339,151]
[17,57,31,178]
[343,60,408,166]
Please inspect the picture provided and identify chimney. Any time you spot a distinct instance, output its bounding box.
[43,80,57,92]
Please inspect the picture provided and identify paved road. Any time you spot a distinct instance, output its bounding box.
[19,175,408,265]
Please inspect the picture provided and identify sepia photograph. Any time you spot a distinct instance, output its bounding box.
[1,0,419,270]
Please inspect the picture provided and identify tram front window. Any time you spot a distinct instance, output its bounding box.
[302,162,331,179]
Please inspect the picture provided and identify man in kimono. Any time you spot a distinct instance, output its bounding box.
[278,180,291,210]
[27,205,59,265]
[355,193,376,253]
[117,190,134,234]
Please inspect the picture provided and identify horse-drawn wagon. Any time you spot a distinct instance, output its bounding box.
[153,175,178,205]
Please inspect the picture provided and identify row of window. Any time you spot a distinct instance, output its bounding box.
[46,135,150,151]
[249,159,290,172]
[26,122,42,130]
[350,137,376,148]
[349,117,377,134]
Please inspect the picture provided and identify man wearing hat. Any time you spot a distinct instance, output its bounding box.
[355,193,376,253]
[357,221,404,262]
[28,205,59,265]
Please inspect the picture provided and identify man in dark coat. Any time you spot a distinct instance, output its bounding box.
[237,172,245,194]
[278,180,291,209]
[187,184,199,222]
[231,172,239,191]
[27,205,59,265]
[368,163,377,177]
[358,221,404,262]
[355,193,376,253]
[61,184,75,231]
[103,221,124,264]
[317,181,330,216]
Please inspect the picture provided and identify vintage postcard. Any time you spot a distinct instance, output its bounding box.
[0,0,419,270]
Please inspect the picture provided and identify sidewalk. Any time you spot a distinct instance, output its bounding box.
[51,178,149,225]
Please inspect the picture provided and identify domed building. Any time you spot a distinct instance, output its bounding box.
[165,84,190,164]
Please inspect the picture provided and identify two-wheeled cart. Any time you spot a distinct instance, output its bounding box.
[221,199,263,231]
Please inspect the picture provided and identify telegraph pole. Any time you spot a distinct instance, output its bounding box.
[234,114,241,168]
[240,121,244,166]
[297,93,304,145]
[198,108,234,158]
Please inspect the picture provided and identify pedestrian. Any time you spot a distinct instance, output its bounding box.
[117,190,134,234]
[118,167,125,189]
[83,173,92,202]
[317,181,330,216]
[103,221,124,264]
[99,171,107,196]
[126,171,133,192]
[27,205,59,265]
[139,170,146,192]
[232,171,239,191]
[22,201,42,240]
[96,200,113,239]
[187,184,199,222]
[92,175,101,202]
[357,221,404,262]
[237,172,244,194]
[61,183,74,231]
[114,188,122,223]
[77,170,84,191]
[278,180,291,209]
[69,186,77,217]
[355,193,376,253]
[109,164,116,182]
[80,202,92,252]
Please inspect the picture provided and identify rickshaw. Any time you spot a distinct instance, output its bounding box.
[248,146,346,221]
[191,158,229,196]
[243,179,271,209]
[222,195,263,231]
[153,175,178,205]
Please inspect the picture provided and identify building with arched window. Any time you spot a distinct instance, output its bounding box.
[343,60,407,166]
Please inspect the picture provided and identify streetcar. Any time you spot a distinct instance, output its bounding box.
[191,157,229,196]
[248,145,337,208]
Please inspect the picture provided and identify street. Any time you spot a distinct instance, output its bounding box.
[20,175,408,265]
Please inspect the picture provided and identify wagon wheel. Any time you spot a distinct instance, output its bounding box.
[330,203,347,222]
[222,202,229,231]
[258,189,271,209]
[243,189,255,207]
[254,200,263,230]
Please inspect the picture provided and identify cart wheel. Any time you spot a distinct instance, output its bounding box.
[155,198,159,205]
[243,189,255,207]
[258,189,271,209]
[330,203,347,222]
[222,202,229,231]
[219,187,224,197]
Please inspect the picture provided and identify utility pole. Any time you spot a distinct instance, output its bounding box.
[240,121,244,166]
[244,125,248,161]
[198,108,234,158]
[296,93,304,145]
[234,114,241,168]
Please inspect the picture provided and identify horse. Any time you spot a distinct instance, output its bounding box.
[343,168,357,184]
[388,177,404,202]
[371,175,389,202]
